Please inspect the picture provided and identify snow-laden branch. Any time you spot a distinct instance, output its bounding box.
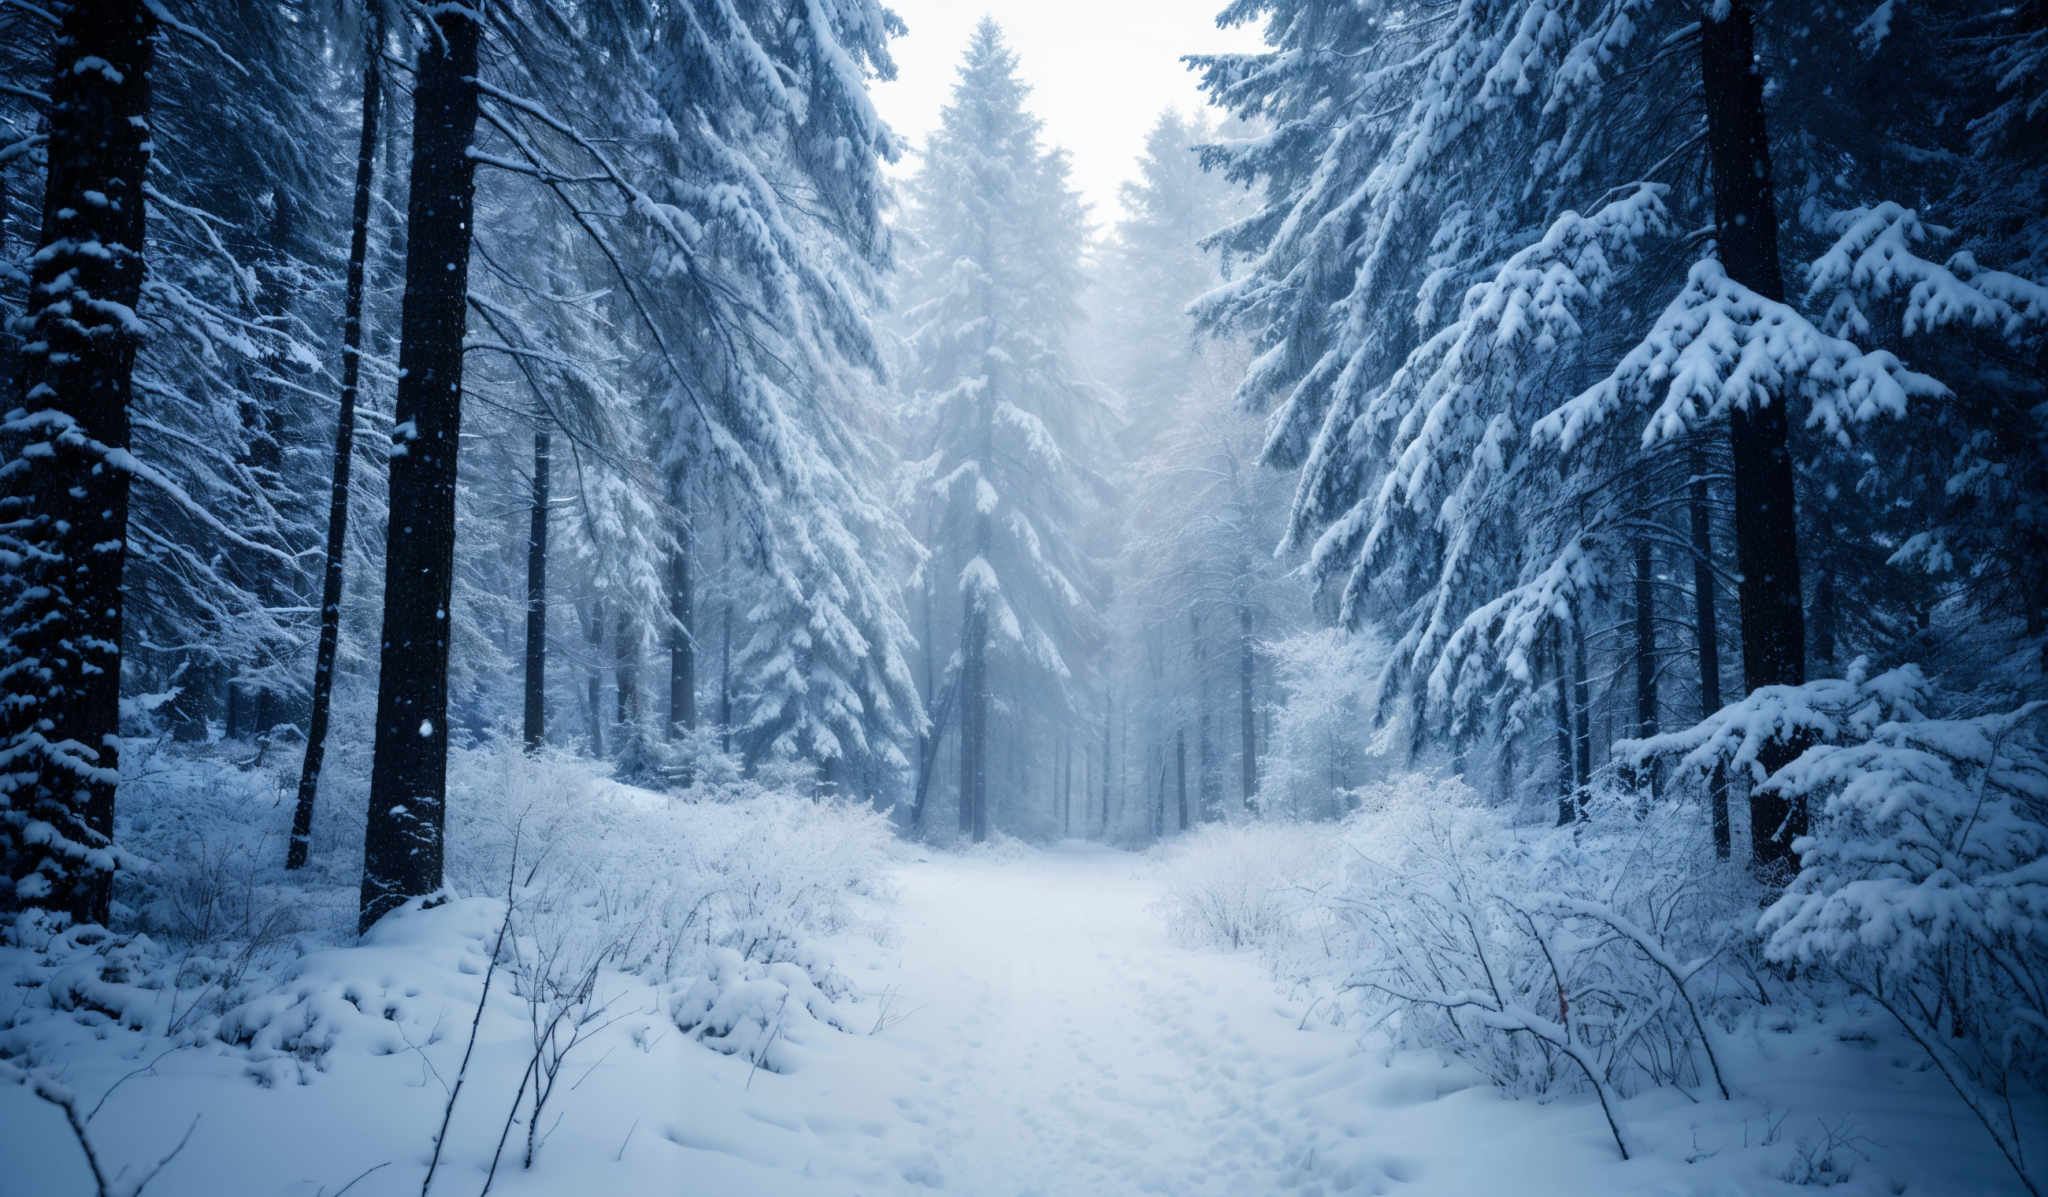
[1541,259,1947,453]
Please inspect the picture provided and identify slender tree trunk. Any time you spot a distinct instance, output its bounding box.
[1192,612,1218,821]
[668,487,696,740]
[1100,694,1113,838]
[1811,562,1837,676]
[1572,605,1592,810]
[719,525,733,754]
[1237,601,1257,810]
[1150,745,1164,837]
[0,0,155,922]
[615,608,640,767]
[290,14,383,867]
[522,425,549,752]
[245,190,298,744]
[1067,738,1077,835]
[959,563,988,842]
[1054,736,1065,836]
[1699,0,1808,871]
[1174,726,1189,833]
[1631,539,1658,804]
[1082,746,1094,836]
[1687,448,1732,857]
[360,0,483,932]
[585,596,606,757]
[1555,638,1577,826]
[914,537,936,811]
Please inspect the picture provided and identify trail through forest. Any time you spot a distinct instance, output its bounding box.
[773,848,2033,1197]
[770,847,1650,1197]
[6,835,2035,1196]
[824,846,1369,1195]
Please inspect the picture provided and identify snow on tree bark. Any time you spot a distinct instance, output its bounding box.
[360,0,485,933]
[0,0,156,921]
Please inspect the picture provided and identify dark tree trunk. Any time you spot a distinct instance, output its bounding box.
[1699,0,1808,871]
[908,676,956,830]
[1082,746,1094,835]
[1064,737,1074,835]
[522,426,549,752]
[1056,733,1073,836]
[719,525,733,754]
[1811,563,1837,677]
[0,0,155,922]
[1100,695,1113,837]
[1192,612,1219,821]
[1174,725,1189,833]
[359,1,484,933]
[667,485,696,746]
[585,596,606,757]
[615,608,640,762]
[1554,639,1577,826]
[1572,605,1592,808]
[290,14,384,868]
[1150,745,1165,838]
[243,189,297,742]
[1238,601,1257,810]
[913,531,936,811]
[224,684,245,741]
[1688,447,1731,857]
[1631,539,1658,804]
[959,560,989,843]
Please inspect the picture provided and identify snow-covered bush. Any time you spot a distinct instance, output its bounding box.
[439,740,894,987]
[1155,820,1334,952]
[1256,629,1388,820]
[113,742,324,945]
[1333,773,1747,1159]
[3,737,897,1108]
[1757,701,2048,1192]
[669,946,849,1074]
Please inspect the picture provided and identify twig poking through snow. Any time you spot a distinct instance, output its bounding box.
[748,991,791,1091]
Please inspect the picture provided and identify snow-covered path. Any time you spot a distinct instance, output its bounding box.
[798,844,1368,1195]
[715,848,2033,1197]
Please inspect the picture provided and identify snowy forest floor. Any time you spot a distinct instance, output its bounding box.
[5,837,2038,1195]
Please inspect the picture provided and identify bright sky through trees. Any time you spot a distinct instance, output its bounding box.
[873,1,1260,222]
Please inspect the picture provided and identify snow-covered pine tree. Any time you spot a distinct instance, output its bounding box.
[1537,1,2040,861]
[1188,1,1707,821]
[728,462,925,797]
[582,0,923,792]
[900,20,1104,841]
[1192,0,2045,861]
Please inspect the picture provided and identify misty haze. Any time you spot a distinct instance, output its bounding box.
[0,2,2044,1195]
